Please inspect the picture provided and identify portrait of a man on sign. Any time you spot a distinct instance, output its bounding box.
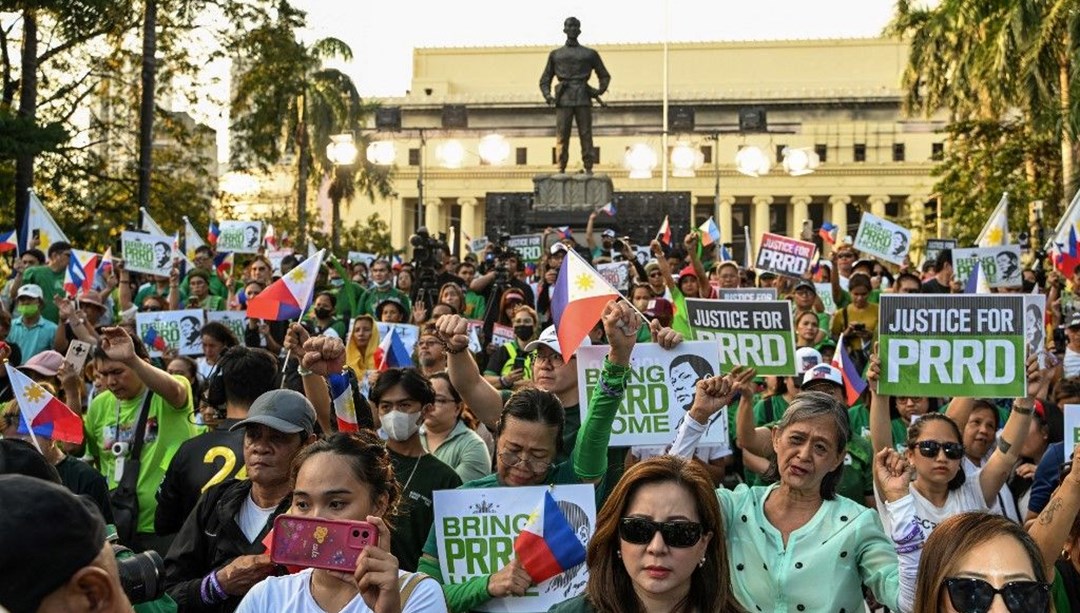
[891,231,909,259]
[244,225,259,249]
[180,315,201,347]
[154,242,171,269]
[669,354,714,413]
[996,250,1020,282]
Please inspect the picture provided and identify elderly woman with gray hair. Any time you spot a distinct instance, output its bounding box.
[680,377,903,613]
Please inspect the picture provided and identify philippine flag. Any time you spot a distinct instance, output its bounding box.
[64,249,99,296]
[556,226,573,240]
[7,364,83,444]
[214,252,234,278]
[0,229,17,253]
[550,248,621,359]
[143,326,168,352]
[264,223,277,250]
[328,371,360,433]
[964,260,991,294]
[376,327,412,371]
[97,247,114,278]
[208,221,220,247]
[832,334,868,406]
[818,222,838,245]
[698,217,721,247]
[656,216,672,246]
[513,490,587,584]
[247,249,325,321]
[599,202,616,216]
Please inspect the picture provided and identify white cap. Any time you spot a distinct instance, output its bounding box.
[802,363,843,389]
[16,284,43,301]
[523,325,591,357]
[794,347,823,376]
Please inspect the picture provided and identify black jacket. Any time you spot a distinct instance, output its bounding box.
[155,420,245,536]
[163,478,289,612]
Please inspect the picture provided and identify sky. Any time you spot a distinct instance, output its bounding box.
[291,0,905,97]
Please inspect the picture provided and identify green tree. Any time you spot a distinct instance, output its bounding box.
[230,1,393,247]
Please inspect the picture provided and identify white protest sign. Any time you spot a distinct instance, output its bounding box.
[469,237,490,254]
[266,248,294,273]
[815,283,837,315]
[923,238,958,266]
[853,212,911,265]
[376,322,419,359]
[217,220,263,254]
[953,246,1023,288]
[466,320,485,353]
[576,342,728,448]
[491,324,515,348]
[347,251,377,266]
[434,484,596,612]
[135,309,206,357]
[596,261,631,292]
[121,231,174,277]
[207,310,247,345]
[717,288,777,301]
[1065,405,1080,463]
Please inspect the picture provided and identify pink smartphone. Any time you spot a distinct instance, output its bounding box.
[270,515,379,572]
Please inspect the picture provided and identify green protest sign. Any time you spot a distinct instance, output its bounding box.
[217,220,262,254]
[575,341,728,448]
[433,485,595,612]
[121,230,173,277]
[853,212,911,265]
[878,294,1026,398]
[207,310,247,345]
[685,298,796,376]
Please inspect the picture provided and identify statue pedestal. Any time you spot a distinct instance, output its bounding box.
[533,173,613,212]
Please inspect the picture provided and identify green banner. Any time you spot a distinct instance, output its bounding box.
[685,298,796,376]
[878,294,1026,398]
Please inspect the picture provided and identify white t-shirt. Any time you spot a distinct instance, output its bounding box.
[236,493,277,543]
[962,457,1020,523]
[1065,347,1080,378]
[876,469,988,538]
[236,568,447,613]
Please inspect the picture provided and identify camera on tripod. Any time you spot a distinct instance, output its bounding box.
[410,227,447,308]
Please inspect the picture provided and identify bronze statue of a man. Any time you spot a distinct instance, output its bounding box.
[539,17,611,174]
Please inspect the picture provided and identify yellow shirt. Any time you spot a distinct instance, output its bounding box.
[830,302,879,350]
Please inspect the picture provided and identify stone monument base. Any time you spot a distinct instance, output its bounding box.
[533,173,613,212]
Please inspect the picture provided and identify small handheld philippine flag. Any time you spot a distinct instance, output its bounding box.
[599,202,616,216]
[247,249,325,321]
[207,221,220,247]
[142,326,168,352]
[818,222,838,245]
[550,248,621,359]
[513,490,587,584]
[0,229,18,253]
[656,215,672,246]
[832,334,868,406]
[7,364,83,444]
[376,327,413,370]
[556,226,573,240]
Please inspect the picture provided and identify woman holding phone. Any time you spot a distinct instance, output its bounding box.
[237,431,447,612]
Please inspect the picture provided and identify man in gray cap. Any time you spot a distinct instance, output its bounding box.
[0,474,133,613]
[163,389,317,611]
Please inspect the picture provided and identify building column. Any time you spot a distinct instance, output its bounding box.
[829,195,851,244]
[752,195,774,254]
[718,196,735,244]
[907,194,928,260]
[868,194,889,219]
[790,195,812,237]
[458,197,479,251]
[424,197,443,232]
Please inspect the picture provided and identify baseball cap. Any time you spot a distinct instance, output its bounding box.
[0,474,107,613]
[601,229,616,239]
[794,347,823,376]
[644,298,674,321]
[716,260,739,272]
[793,280,815,292]
[524,325,590,356]
[231,389,317,435]
[15,284,42,301]
[20,350,64,377]
[1069,312,1080,329]
[802,363,844,389]
[75,289,106,309]
[678,264,697,279]
[644,261,661,274]
[758,270,777,280]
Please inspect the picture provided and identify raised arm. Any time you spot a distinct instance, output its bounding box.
[732,369,772,457]
[1029,456,1080,578]
[585,211,598,251]
[435,313,503,428]
[650,240,676,291]
[683,232,710,298]
[979,356,1039,507]
[100,327,188,409]
[866,351,895,454]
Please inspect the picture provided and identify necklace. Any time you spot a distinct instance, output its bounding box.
[401,455,421,495]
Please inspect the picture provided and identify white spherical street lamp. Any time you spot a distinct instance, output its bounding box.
[326,133,359,166]
[781,147,820,176]
[365,141,396,166]
[670,141,703,178]
[625,143,658,179]
[436,140,466,168]
[477,134,511,165]
[735,145,771,177]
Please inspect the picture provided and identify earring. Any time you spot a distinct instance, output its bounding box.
[698,557,705,568]
[617,551,622,559]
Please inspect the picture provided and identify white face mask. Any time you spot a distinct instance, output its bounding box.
[380,410,421,441]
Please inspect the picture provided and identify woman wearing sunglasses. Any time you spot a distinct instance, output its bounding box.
[868,354,1038,549]
[679,377,902,612]
[548,455,745,613]
[912,512,1051,613]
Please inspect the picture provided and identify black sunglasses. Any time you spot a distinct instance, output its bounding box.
[913,440,965,460]
[141,305,162,312]
[944,577,1050,613]
[619,517,702,548]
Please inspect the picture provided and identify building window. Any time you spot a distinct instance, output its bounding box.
[814,143,827,163]
[551,147,557,165]
[886,200,900,218]
[776,144,786,163]
[931,142,944,160]
[853,143,866,162]
[701,145,712,164]
[408,148,420,166]
[893,143,906,162]
[516,147,527,165]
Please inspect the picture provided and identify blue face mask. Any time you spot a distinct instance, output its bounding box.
[330,278,344,288]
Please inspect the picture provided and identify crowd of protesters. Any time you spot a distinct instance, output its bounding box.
[0,219,1078,613]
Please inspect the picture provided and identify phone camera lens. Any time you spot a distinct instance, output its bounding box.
[361,531,370,539]
[352,530,360,537]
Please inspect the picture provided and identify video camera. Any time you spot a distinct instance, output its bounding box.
[410,227,447,308]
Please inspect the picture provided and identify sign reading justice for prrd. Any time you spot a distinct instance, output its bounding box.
[755,232,817,276]
[878,294,1026,398]
[685,298,797,376]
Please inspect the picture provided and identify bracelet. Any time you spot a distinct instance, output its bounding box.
[208,570,227,601]
[1012,404,1033,415]
[296,365,314,377]
[498,376,508,389]
[442,341,468,355]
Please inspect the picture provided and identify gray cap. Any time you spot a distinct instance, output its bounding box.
[230,389,317,435]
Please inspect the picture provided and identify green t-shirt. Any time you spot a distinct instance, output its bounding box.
[21,265,64,323]
[463,291,486,319]
[836,434,874,503]
[134,283,169,309]
[848,403,909,450]
[84,376,200,534]
[671,285,691,338]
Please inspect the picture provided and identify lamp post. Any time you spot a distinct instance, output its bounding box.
[326,133,359,253]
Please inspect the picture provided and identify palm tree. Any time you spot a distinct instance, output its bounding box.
[230,3,392,247]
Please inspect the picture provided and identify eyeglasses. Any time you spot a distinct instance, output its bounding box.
[895,396,923,405]
[141,305,162,312]
[498,451,552,475]
[837,252,856,259]
[619,517,703,548]
[943,577,1050,613]
[912,440,965,460]
[531,350,565,367]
